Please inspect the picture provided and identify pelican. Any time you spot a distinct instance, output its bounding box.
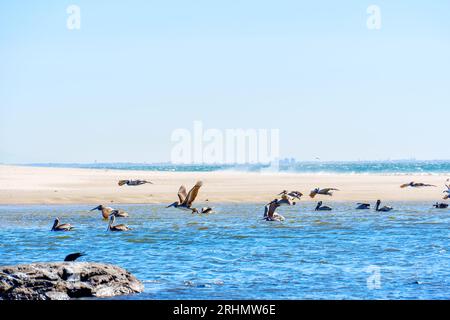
[278,190,303,200]
[90,205,129,219]
[167,181,203,213]
[309,187,339,198]
[118,179,153,186]
[200,207,214,214]
[400,181,436,188]
[433,202,448,209]
[315,201,332,211]
[51,218,74,231]
[263,200,285,221]
[356,203,370,210]
[107,215,131,232]
[64,252,86,262]
[375,200,393,212]
[443,184,450,200]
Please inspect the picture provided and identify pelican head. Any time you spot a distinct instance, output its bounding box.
[107,215,115,231]
[315,201,323,210]
[51,218,59,231]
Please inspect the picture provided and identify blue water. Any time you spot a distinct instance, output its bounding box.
[24,160,450,174]
[1,203,449,300]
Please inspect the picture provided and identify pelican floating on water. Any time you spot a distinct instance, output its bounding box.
[107,215,131,232]
[263,200,285,221]
[315,201,332,211]
[400,181,436,188]
[433,202,448,209]
[356,203,370,210]
[51,218,74,231]
[309,188,339,198]
[118,179,153,186]
[375,200,393,212]
[64,252,86,262]
[167,181,203,213]
[90,205,129,219]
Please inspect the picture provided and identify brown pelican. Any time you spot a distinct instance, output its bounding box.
[309,187,339,198]
[167,181,203,213]
[118,179,153,186]
[375,200,393,212]
[64,252,86,262]
[263,200,285,221]
[356,203,370,210]
[107,215,131,232]
[400,182,436,188]
[433,202,448,209]
[200,207,214,214]
[278,190,303,200]
[315,201,332,211]
[90,205,129,219]
[51,218,74,231]
[443,184,450,200]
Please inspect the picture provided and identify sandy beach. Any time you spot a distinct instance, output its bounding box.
[0,165,447,205]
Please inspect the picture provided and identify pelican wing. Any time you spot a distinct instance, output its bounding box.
[177,185,187,203]
[267,202,279,218]
[321,188,339,193]
[400,183,410,188]
[183,181,203,206]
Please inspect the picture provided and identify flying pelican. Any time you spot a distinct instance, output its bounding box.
[51,218,74,231]
[167,181,203,213]
[315,201,332,211]
[64,252,86,262]
[356,203,370,210]
[263,200,285,221]
[90,205,129,219]
[118,179,153,186]
[309,187,339,198]
[107,215,131,232]
[278,190,303,200]
[433,202,448,209]
[443,184,450,200]
[275,194,296,206]
[375,200,393,212]
[400,181,436,188]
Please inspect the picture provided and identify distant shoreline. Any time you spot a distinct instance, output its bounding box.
[0,165,448,205]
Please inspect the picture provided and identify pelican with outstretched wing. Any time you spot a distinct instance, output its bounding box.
[263,199,284,221]
[400,181,436,188]
[167,181,203,213]
[309,187,339,198]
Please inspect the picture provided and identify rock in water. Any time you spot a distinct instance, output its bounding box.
[0,262,144,300]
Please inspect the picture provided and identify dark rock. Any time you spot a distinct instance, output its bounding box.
[0,262,144,300]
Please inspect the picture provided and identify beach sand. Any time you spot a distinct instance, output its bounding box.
[0,165,448,205]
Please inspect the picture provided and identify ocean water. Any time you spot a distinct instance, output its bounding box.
[0,203,449,300]
[26,160,450,175]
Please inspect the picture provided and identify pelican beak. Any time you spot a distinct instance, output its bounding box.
[90,205,100,211]
[166,202,176,208]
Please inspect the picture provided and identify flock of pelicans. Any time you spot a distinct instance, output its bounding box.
[50,180,450,230]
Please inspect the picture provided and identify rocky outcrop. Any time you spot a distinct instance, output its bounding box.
[0,262,144,300]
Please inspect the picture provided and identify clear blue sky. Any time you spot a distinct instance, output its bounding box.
[1,0,449,163]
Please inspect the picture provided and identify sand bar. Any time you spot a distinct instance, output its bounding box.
[0,165,448,205]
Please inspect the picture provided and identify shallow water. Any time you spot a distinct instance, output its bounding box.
[0,203,449,300]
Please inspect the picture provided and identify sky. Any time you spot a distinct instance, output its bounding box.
[0,0,449,163]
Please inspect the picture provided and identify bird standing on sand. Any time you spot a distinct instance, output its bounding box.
[118,179,153,186]
[107,215,131,232]
[356,203,370,210]
[315,201,332,211]
[400,182,436,188]
[64,252,86,262]
[309,188,339,198]
[51,218,74,231]
[90,205,129,219]
[433,202,448,209]
[375,200,393,212]
[263,199,285,221]
[167,181,203,213]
